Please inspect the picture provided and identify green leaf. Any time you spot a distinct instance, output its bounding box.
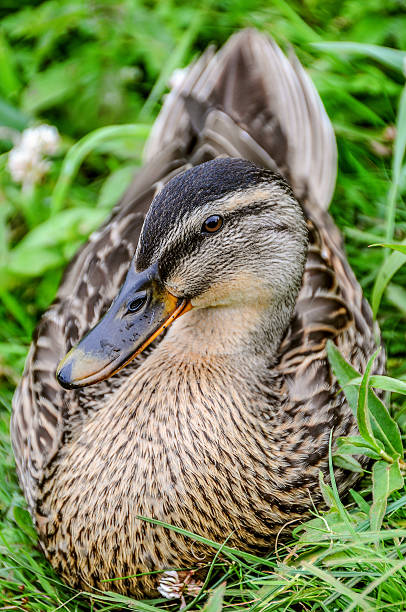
[367,395,403,460]
[326,341,358,414]
[295,510,366,544]
[13,506,37,540]
[327,342,403,459]
[357,350,381,451]
[0,96,29,131]
[203,582,226,612]
[338,435,377,449]
[21,60,80,114]
[370,459,404,532]
[371,248,406,316]
[319,471,338,509]
[97,165,136,209]
[350,489,370,514]
[0,289,34,337]
[370,243,406,254]
[336,441,380,460]
[368,375,406,396]
[386,284,406,317]
[7,246,64,277]
[2,208,108,281]
[139,9,205,119]
[333,454,364,473]
[345,374,406,396]
[312,42,406,73]
[16,208,108,250]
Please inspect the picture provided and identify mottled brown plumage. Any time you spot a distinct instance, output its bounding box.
[11,30,384,597]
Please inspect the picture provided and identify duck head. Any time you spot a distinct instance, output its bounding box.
[56,158,308,389]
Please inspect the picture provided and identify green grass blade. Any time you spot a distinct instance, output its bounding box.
[0,30,20,98]
[50,124,150,215]
[88,592,160,611]
[300,562,374,611]
[346,557,406,612]
[136,515,272,567]
[386,82,406,244]
[312,42,406,72]
[181,538,232,612]
[371,247,406,316]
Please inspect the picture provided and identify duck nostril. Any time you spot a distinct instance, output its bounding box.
[99,339,119,352]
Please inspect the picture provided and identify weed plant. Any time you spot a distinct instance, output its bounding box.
[0,1,406,610]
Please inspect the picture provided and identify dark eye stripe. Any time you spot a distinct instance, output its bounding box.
[201,215,223,234]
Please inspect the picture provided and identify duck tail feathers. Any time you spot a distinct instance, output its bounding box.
[144,29,337,211]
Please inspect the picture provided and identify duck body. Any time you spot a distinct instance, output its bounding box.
[41,338,293,593]
[40,304,348,595]
[12,30,384,596]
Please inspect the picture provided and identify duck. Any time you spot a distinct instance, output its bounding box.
[11,29,385,597]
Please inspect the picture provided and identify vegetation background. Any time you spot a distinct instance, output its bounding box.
[0,0,406,610]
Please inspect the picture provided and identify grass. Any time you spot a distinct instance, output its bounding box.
[0,0,406,610]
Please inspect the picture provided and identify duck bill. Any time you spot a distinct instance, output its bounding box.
[56,263,191,390]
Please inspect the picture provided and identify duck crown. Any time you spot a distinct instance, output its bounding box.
[135,158,292,272]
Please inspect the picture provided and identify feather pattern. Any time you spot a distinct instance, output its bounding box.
[11,29,383,595]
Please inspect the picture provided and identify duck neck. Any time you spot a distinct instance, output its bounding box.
[163,296,294,366]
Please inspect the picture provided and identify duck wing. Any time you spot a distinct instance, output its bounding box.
[12,29,383,515]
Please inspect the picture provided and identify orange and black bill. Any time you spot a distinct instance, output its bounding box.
[56,262,191,389]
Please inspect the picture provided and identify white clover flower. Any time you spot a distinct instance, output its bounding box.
[8,147,50,186]
[20,124,60,156]
[157,570,182,599]
[7,124,60,188]
[157,570,203,608]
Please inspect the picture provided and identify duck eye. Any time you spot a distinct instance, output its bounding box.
[127,294,147,313]
[201,215,223,234]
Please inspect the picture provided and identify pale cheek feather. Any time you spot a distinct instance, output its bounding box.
[190,272,271,309]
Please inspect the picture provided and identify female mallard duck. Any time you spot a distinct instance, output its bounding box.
[12,30,384,596]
